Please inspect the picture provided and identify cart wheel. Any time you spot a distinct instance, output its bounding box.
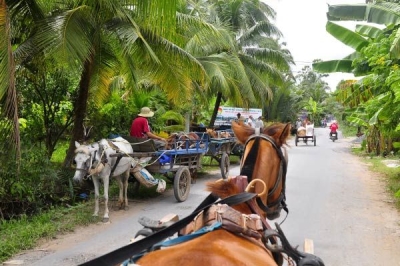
[295,135,298,146]
[173,167,191,202]
[314,135,317,146]
[220,152,230,179]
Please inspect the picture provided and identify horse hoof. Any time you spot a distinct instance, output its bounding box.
[102,217,109,223]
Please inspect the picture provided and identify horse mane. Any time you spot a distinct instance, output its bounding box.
[206,178,254,215]
[206,179,240,199]
[232,121,291,147]
[75,146,89,155]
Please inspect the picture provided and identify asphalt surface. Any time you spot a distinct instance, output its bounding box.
[7,128,400,266]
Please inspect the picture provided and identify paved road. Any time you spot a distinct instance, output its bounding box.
[8,128,400,265]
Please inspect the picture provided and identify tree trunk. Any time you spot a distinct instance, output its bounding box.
[63,54,94,167]
[1,0,20,167]
[379,133,385,156]
[209,92,223,128]
[387,136,392,153]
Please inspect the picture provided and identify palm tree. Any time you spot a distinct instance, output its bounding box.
[0,0,45,165]
[0,0,18,161]
[184,0,294,126]
[30,0,207,166]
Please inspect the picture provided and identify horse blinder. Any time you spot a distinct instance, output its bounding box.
[241,135,288,220]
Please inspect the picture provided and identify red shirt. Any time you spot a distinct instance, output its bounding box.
[130,116,150,138]
[330,123,338,133]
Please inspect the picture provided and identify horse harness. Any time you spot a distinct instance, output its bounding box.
[76,141,123,179]
[240,132,289,218]
[79,189,324,266]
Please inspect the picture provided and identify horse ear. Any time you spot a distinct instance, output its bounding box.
[278,123,291,145]
[232,121,251,144]
[75,141,80,148]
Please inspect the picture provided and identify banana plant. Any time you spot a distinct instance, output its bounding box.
[312,2,400,74]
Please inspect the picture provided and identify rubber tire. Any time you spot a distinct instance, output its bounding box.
[295,135,298,146]
[314,135,316,146]
[220,152,230,179]
[173,167,191,202]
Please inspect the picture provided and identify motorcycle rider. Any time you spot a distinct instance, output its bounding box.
[329,120,339,138]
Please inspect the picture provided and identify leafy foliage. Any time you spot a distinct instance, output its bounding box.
[0,147,74,220]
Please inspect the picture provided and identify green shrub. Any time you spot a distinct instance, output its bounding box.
[0,147,74,220]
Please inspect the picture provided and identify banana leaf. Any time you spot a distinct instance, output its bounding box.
[327,3,400,25]
[355,24,383,39]
[326,21,369,51]
[312,60,353,73]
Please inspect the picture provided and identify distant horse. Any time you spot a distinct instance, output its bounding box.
[73,137,134,222]
[206,128,232,138]
[166,132,200,150]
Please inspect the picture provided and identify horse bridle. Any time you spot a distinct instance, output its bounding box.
[240,133,288,217]
[75,148,99,176]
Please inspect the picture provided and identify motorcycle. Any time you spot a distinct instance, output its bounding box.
[330,132,338,142]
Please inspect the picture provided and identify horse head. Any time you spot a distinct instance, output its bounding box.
[232,121,291,220]
[206,128,217,138]
[166,132,201,149]
[73,141,101,183]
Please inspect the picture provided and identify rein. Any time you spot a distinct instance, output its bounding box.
[79,192,258,266]
[75,142,122,179]
[240,133,288,216]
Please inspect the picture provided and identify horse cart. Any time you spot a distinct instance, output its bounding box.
[117,133,209,202]
[203,129,244,179]
[295,124,316,146]
[205,135,236,179]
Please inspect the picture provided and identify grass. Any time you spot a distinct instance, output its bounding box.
[350,145,400,209]
[363,155,400,207]
[0,203,95,263]
[340,123,358,138]
[343,122,400,208]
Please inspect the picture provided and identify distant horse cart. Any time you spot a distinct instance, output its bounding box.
[79,122,325,266]
[295,124,316,146]
[205,129,242,179]
[119,133,209,202]
[72,133,209,222]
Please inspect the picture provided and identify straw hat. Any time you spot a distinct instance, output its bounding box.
[138,107,154,117]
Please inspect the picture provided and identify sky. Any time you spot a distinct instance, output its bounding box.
[266,0,365,90]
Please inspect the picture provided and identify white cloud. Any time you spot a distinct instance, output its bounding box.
[265,0,365,89]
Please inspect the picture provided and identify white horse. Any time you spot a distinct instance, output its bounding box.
[73,137,134,222]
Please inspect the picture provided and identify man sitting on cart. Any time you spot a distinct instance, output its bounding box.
[130,107,167,150]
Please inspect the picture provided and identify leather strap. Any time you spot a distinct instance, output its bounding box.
[79,192,257,266]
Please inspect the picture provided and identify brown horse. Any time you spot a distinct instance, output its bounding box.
[134,177,280,265]
[131,122,291,265]
[80,122,301,266]
[166,132,200,150]
[232,121,290,220]
[206,128,232,138]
